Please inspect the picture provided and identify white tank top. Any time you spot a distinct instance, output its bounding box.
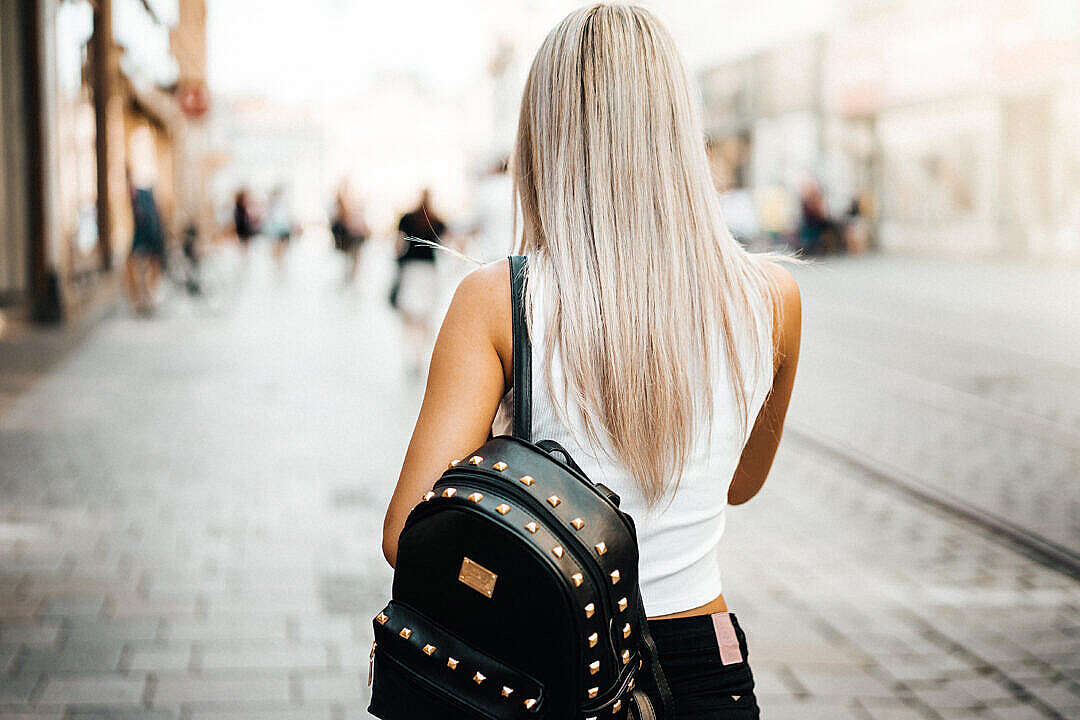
[492,268,774,616]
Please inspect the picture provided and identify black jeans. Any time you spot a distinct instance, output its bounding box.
[650,612,760,719]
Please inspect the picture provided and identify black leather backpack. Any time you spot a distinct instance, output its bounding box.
[369,256,672,720]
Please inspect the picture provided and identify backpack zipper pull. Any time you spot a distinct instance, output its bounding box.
[368,641,377,686]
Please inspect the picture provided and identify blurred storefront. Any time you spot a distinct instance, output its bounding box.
[698,0,1080,260]
[0,0,210,324]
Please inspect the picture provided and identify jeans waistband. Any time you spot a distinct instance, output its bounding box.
[648,612,748,658]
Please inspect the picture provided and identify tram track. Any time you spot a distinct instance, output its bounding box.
[786,423,1080,582]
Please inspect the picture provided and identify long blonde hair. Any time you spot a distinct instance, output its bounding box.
[511,3,782,505]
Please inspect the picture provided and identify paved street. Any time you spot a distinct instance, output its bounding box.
[786,256,1080,559]
[2,240,1079,719]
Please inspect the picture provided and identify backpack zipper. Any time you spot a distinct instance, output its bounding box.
[495,436,634,526]
[443,462,635,537]
[368,640,377,686]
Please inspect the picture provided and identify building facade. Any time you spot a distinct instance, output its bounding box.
[698,0,1080,260]
[0,0,209,324]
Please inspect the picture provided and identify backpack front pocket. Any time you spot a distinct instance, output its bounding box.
[368,600,545,720]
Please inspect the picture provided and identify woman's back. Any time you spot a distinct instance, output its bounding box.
[382,5,801,718]
[493,265,775,616]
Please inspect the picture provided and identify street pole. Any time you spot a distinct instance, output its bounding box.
[92,0,113,272]
[22,0,60,322]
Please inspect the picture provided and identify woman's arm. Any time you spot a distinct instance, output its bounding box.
[381,261,512,567]
[727,264,802,506]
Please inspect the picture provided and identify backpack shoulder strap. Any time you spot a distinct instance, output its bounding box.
[635,603,675,720]
[508,255,532,441]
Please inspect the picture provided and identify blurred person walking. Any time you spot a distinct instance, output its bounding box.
[264,185,295,269]
[330,183,370,284]
[392,188,446,376]
[843,191,874,254]
[175,223,202,296]
[378,5,800,719]
[796,179,840,255]
[233,188,259,251]
[124,169,167,315]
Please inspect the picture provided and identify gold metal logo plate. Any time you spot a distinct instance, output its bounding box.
[458,557,497,598]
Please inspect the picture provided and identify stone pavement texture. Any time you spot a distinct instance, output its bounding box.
[1,240,1078,719]
[786,257,1080,557]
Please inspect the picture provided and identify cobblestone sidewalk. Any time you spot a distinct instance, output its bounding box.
[1,244,1078,719]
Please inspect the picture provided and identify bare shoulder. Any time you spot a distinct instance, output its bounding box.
[449,260,512,363]
[761,261,801,320]
[762,261,800,309]
[453,259,510,309]
[760,260,802,364]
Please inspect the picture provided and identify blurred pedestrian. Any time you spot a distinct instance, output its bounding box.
[330,183,369,284]
[179,223,202,296]
[380,6,800,720]
[392,188,446,375]
[264,185,295,268]
[124,169,167,315]
[233,188,258,250]
[797,179,840,255]
[844,191,874,254]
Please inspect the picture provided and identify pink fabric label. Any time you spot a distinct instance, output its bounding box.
[711,612,743,665]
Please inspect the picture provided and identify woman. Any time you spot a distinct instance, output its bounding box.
[382,5,801,718]
[233,189,258,250]
[265,185,295,268]
[331,183,369,284]
[393,188,447,376]
[125,175,167,315]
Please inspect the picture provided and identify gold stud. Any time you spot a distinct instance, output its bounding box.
[422,491,435,501]
[610,569,621,584]
[622,623,631,639]
[447,657,459,670]
[524,698,537,710]
[449,459,460,468]
[399,627,412,639]
[588,632,598,647]
[495,503,510,515]
[617,597,628,612]
[468,492,484,502]
[525,521,539,533]
[589,660,600,675]
[552,545,564,558]
[571,572,584,587]
[612,699,622,713]
[595,541,607,555]
[501,686,514,697]
[375,612,389,625]
[547,495,561,507]
[588,687,599,699]
[423,644,437,656]
[519,475,534,486]
[493,461,508,471]
[627,678,634,691]
[442,488,456,498]
[473,671,486,684]
[584,602,595,618]
[621,649,630,664]
[571,517,585,530]
[468,455,483,465]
